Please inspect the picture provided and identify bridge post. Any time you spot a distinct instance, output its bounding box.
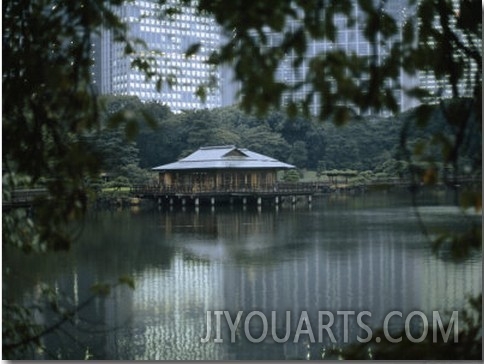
[211,197,215,206]
[274,196,279,205]
[308,195,312,204]
[291,195,296,205]
[257,197,262,206]
[195,197,200,206]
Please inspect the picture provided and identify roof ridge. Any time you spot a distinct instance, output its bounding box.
[199,145,235,150]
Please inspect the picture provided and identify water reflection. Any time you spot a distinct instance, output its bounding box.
[5,191,481,359]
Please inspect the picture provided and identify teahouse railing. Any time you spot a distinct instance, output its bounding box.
[130,182,327,196]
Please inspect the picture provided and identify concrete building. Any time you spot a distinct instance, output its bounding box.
[263,0,419,116]
[92,0,229,112]
[92,1,475,115]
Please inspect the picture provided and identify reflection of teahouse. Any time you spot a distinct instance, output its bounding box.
[152,145,294,193]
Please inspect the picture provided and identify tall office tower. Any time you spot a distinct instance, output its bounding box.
[264,0,418,116]
[93,0,225,112]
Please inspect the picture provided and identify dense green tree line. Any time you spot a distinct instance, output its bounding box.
[93,95,480,184]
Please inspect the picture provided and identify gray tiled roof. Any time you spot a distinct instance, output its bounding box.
[152,145,294,171]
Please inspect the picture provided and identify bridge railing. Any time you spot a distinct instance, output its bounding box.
[8,189,48,202]
[130,182,330,196]
[3,188,48,209]
[131,176,481,196]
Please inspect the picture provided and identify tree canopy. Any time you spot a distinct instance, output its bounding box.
[92,97,480,178]
[198,0,480,120]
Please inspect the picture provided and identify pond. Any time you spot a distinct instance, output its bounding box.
[5,189,482,359]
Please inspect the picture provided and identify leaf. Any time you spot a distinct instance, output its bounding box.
[124,43,134,55]
[118,275,135,289]
[413,139,427,156]
[414,104,433,128]
[195,86,207,102]
[107,110,126,129]
[164,6,182,17]
[457,0,481,33]
[333,107,351,126]
[291,28,307,56]
[406,87,431,100]
[286,101,298,118]
[91,283,111,296]
[422,167,437,185]
[155,78,163,92]
[459,190,482,212]
[402,20,414,45]
[357,0,374,13]
[166,73,177,88]
[185,43,201,58]
[140,109,158,130]
[125,119,139,140]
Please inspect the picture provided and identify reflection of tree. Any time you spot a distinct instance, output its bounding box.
[4,209,181,358]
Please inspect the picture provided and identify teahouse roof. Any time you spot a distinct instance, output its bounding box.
[152,145,294,171]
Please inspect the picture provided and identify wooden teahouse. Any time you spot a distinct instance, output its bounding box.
[152,145,294,194]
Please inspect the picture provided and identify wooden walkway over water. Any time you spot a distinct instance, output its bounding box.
[4,177,479,210]
[130,182,327,206]
[130,176,481,207]
[2,189,47,211]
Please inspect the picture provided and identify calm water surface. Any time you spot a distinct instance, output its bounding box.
[6,190,482,359]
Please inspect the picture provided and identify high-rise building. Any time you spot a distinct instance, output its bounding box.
[93,1,475,115]
[264,0,418,116]
[93,0,227,112]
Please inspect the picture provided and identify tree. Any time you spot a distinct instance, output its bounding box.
[134,101,173,168]
[288,140,309,168]
[2,0,158,250]
[84,129,140,178]
[239,125,291,161]
[3,0,143,358]
[199,0,480,120]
